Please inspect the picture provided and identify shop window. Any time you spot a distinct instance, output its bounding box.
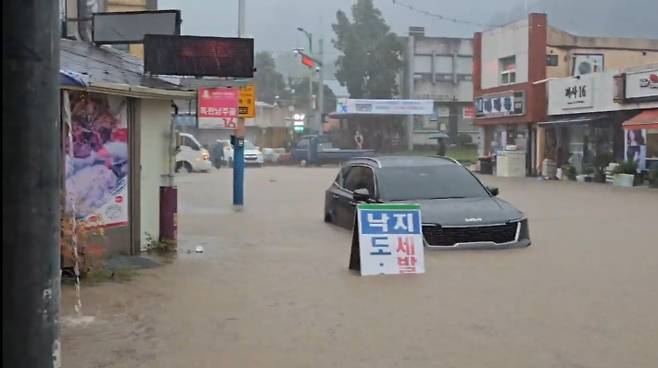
[499,56,516,85]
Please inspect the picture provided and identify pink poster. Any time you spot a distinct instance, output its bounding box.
[197,87,239,129]
[65,92,129,229]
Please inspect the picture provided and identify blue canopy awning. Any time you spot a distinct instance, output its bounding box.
[59,69,89,87]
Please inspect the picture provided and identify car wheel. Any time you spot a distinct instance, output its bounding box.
[176,162,193,174]
[324,212,333,223]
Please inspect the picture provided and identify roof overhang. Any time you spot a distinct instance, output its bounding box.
[61,81,195,100]
[538,113,610,127]
[622,109,658,130]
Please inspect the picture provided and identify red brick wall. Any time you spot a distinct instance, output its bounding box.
[474,13,548,127]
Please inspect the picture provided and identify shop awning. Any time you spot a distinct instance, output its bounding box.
[622,109,658,130]
[538,113,609,127]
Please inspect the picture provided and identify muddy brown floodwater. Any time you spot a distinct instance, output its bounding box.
[62,166,658,368]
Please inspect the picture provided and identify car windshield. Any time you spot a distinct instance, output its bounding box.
[378,165,490,201]
[244,141,257,150]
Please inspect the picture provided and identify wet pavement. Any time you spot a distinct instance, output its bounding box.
[62,166,658,368]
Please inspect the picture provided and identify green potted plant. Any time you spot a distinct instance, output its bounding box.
[649,167,658,188]
[560,164,576,181]
[613,160,638,188]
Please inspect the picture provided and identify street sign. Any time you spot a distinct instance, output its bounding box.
[349,204,425,276]
[238,84,256,118]
[197,88,239,129]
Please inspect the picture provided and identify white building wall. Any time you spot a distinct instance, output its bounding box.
[548,70,658,115]
[139,99,174,248]
[481,18,529,89]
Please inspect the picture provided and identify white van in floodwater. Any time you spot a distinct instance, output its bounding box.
[176,133,212,173]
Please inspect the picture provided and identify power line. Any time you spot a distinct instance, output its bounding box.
[391,0,498,28]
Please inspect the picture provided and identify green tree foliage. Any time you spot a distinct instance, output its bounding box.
[290,77,337,113]
[254,51,289,104]
[332,0,404,99]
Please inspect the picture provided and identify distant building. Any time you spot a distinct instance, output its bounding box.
[473,13,658,176]
[401,27,475,149]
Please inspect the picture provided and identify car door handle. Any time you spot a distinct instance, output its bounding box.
[332,194,340,199]
[349,201,357,206]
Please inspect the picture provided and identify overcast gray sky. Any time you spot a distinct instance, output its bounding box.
[159,0,520,58]
[158,0,657,86]
[159,0,657,57]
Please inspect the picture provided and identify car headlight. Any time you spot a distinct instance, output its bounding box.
[202,152,209,160]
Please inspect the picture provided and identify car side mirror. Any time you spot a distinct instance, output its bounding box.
[353,188,371,202]
[488,186,499,196]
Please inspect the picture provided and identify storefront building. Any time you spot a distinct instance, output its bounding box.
[617,67,658,171]
[542,66,658,176]
[60,39,193,266]
[473,13,658,175]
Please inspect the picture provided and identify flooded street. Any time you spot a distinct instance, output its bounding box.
[62,167,658,368]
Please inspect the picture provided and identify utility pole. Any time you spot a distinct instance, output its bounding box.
[297,27,314,133]
[3,0,61,367]
[238,0,246,38]
[316,38,325,135]
[406,32,415,151]
[307,39,314,134]
[233,0,246,209]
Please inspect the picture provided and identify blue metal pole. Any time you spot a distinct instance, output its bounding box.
[233,136,245,207]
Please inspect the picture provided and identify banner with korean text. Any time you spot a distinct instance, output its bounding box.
[197,87,239,129]
[349,204,425,276]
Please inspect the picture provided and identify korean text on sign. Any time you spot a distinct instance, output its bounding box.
[356,204,425,276]
[197,87,239,129]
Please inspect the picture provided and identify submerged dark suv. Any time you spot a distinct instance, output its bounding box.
[324,156,530,249]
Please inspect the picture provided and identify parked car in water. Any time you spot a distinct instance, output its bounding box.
[175,133,212,173]
[292,135,375,166]
[222,139,264,167]
[324,156,531,249]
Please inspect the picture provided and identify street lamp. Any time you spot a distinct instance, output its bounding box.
[297,27,313,53]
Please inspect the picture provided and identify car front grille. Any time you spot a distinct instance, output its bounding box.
[422,223,518,246]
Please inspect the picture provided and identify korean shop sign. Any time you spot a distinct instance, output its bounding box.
[475,91,525,118]
[197,87,239,129]
[551,75,594,110]
[349,204,425,276]
[625,68,658,100]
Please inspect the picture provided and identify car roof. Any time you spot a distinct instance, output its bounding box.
[347,155,460,168]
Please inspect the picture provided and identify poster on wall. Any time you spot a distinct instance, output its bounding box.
[625,129,647,171]
[65,92,129,229]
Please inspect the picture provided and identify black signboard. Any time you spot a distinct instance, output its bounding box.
[144,35,254,77]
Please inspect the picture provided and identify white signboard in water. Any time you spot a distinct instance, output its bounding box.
[351,204,425,276]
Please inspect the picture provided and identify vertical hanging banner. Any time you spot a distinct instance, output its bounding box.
[349,204,425,276]
[197,87,239,129]
[238,84,256,118]
[65,92,129,229]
